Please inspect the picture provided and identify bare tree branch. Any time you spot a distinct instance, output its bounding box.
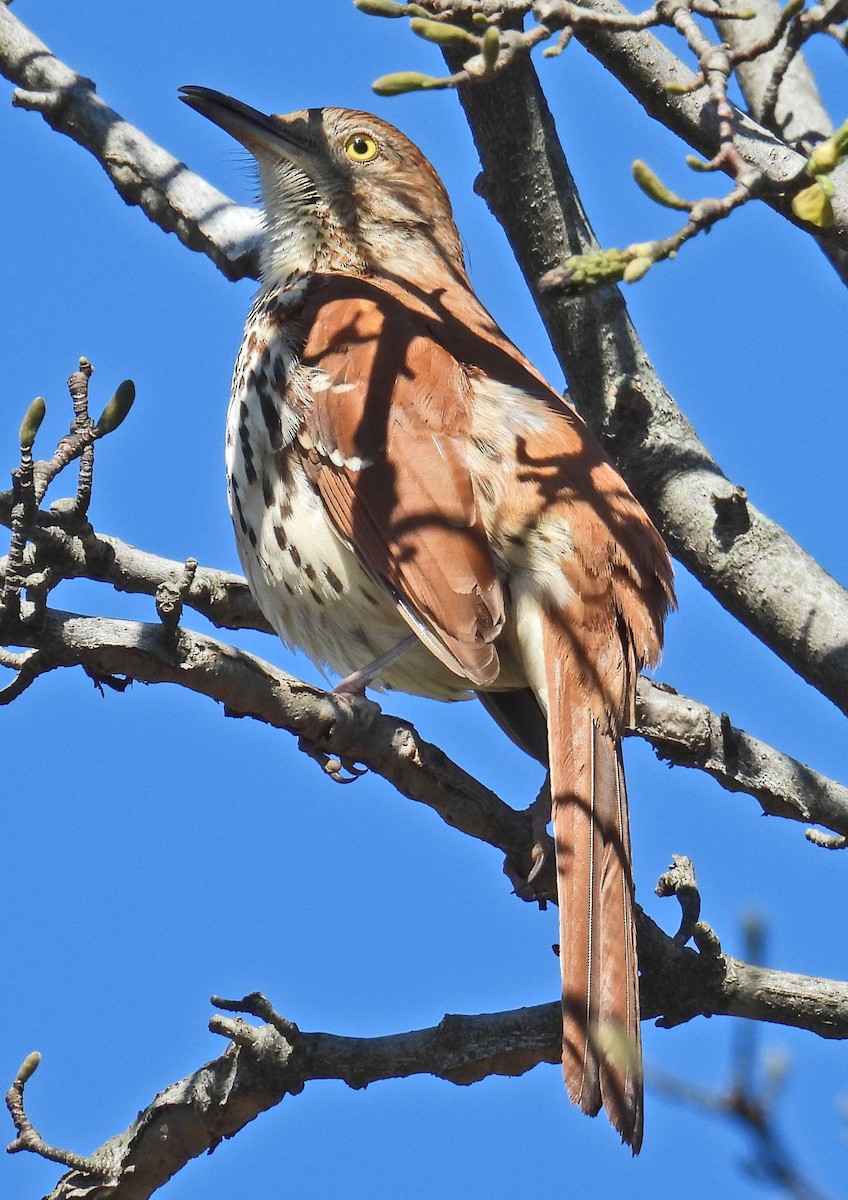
[8,1002,563,1200]
[635,680,848,839]
[650,912,835,1200]
[541,0,848,252]
[714,0,848,285]
[717,1,834,142]
[0,503,274,634]
[18,939,848,1200]
[2,597,846,847]
[6,1058,108,1180]
[0,4,261,280]
[1,602,536,865]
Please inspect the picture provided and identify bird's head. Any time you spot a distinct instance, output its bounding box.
[180,86,467,290]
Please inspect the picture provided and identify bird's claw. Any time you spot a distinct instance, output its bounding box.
[504,837,556,907]
[297,737,369,784]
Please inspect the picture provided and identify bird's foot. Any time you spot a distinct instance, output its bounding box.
[503,780,557,906]
[298,685,381,783]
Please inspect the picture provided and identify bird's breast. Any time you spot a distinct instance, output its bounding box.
[226,292,474,700]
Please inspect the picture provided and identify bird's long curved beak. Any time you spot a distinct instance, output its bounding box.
[179,85,305,161]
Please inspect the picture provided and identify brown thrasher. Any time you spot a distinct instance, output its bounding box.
[180,85,674,1151]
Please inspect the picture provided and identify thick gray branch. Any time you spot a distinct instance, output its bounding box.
[635,680,848,838]
[0,507,274,634]
[3,604,533,862]
[446,50,848,717]
[720,957,848,1033]
[0,4,261,280]
[14,506,848,839]
[37,952,848,1200]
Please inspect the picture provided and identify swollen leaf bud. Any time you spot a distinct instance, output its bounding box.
[355,1,433,17]
[551,249,630,292]
[19,397,46,450]
[685,154,712,172]
[808,122,848,174]
[632,160,689,210]
[372,71,447,95]
[623,256,653,283]
[409,18,479,49]
[481,26,500,69]
[95,380,136,436]
[791,181,834,227]
[809,144,839,173]
[354,0,406,14]
[16,1051,41,1084]
[782,0,806,20]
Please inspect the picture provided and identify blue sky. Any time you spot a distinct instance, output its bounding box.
[1,3,846,1198]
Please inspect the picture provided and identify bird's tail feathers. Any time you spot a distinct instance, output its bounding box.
[543,615,643,1152]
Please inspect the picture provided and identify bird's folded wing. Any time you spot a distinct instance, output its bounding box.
[296,277,504,685]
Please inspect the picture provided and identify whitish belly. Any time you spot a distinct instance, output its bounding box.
[228,427,474,701]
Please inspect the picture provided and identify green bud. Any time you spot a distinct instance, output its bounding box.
[19,396,46,450]
[791,180,834,227]
[354,0,434,16]
[665,80,692,95]
[632,160,690,210]
[471,12,489,26]
[782,0,806,20]
[95,379,135,436]
[372,71,448,95]
[354,0,406,14]
[623,256,653,283]
[809,143,839,173]
[685,154,712,172]
[808,123,848,174]
[409,17,479,49]
[16,1051,41,1084]
[481,26,500,69]
[559,249,628,290]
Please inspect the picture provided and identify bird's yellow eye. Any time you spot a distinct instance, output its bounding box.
[344,133,379,162]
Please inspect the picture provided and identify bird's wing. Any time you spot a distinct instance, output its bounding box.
[294,275,504,686]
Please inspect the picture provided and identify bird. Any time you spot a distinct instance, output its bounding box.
[179,84,674,1151]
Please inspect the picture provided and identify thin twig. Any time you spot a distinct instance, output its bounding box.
[649,915,834,1200]
[6,1056,113,1180]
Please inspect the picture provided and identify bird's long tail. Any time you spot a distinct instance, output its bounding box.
[543,621,643,1152]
